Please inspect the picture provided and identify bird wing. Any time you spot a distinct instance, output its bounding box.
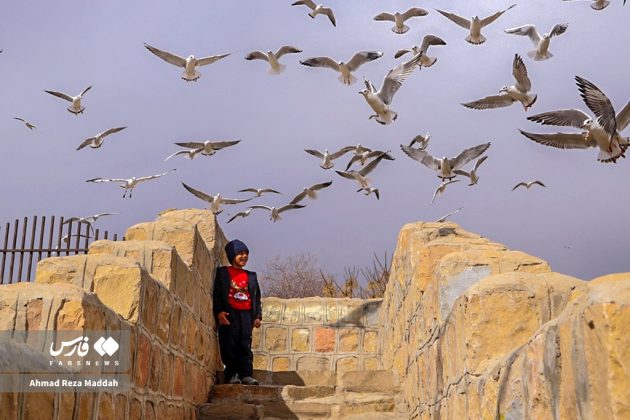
[291,0,316,10]
[305,149,325,158]
[289,191,308,204]
[402,8,429,20]
[435,207,463,222]
[86,177,126,183]
[616,101,630,131]
[419,35,447,53]
[61,217,80,224]
[45,90,73,102]
[451,143,491,169]
[175,141,204,149]
[549,23,569,38]
[227,211,249,224]
[320,7,336,26]
[144,44,186,67]
[346,51,383,71]
[299,57,340,71]
[518,129,596,149]
[79,85,93,97]
[394,49,412,59]
[278,204,306,213]
[77,138,95,150]
[527,109,591,128]
[310,180,333,191]
[473,155,488,172]
[435,10,471,29]
[330,146,355,159]
[92,212,119,220]
[210,140,241,149]
[358,153,388,176]
[532,180,546,187]
[182,182,215,203]
[335,170,356,180]
[462,94,515,110]
[101,126,127,138]
[512,182,527,191]
[238,188,258,193]
[244,51,269,61]
[220,197,252,205]
[400,145,440,170]
[276,46,303,58]
[480,4,516,27]
[137,170,174,183]
[262,188,281,194]
[164,150,189,161]
[512,54,531,92]
[13,117,25,122]
[378,52,423,105]
[196,53,230,66]
[373,12,396,22]
[345,155,361,170]
[504,25,541,45]
[453,169,471,178]
[250,205,273,211]
[575,75,617,135]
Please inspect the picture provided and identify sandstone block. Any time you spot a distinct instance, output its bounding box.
[97,393,114,420]
[363,330,379,353]
[262,299,284,323]
[314,327,335,353]
[339,328,359,352]
[303,300,324,323]
[282,302,302,324]
[291,328,310,352]
[296,356,331,371]
[272,356,291,371]
[264,327,288,352]
[336,356,358,372]
[253,354,269,371]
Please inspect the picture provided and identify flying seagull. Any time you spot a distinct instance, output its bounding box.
[345,150,394,171]
[245,46,302,74]
[373,8,429,34]
[335,152,390,192]
[174,140,240,156]
[238,188,281,197]
[505,23,569,61]
[394,35,447,68]
[144,43,230,82]
[435,207,464,223]
[453,155,488,186]
[401,142,491,180]
[57,233,92,250]
[358,186,380,200]
[305,146,354,169]
[13,117,36,130]
[409,133,431,149]
[77,127,127,150]
[291,0,336,27]
[227,208,255,224]
[86,170,175,198]
[562,0,620,10]
[436,4,516,45]
[359,52,424,124]
[164,148,205,162]
[62,213,120,234]
[290,181,333,204]
[432,180,461,204]
[44,85,92,115]
[181,183,252,214]
[512,180,546,191]
[300,51,383,85]
[249,204,306,222]
[462,54,537,111]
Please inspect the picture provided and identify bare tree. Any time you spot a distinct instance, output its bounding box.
[320,252,391,299]
[259,253,326,298]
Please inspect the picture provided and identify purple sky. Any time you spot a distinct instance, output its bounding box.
[1,0,629,281]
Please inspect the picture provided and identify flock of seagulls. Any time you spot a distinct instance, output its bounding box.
[5,0,629,232]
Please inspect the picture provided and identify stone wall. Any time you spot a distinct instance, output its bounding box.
[380,221,630,419]
[253,297,382,374]
[0,209,227,420]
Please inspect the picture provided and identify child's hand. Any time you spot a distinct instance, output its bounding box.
[254,319,262,328]
[218,311,230,325]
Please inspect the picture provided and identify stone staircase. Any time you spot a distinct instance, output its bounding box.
[198,370,408,419]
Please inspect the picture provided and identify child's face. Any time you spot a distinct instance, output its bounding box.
[232,251,248,268]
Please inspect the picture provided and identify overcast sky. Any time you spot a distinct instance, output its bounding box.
[1,0,629,283]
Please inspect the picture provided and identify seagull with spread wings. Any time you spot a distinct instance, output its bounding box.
[335,152,390,192]
[245,46,302,74]
[562,0,623,10]
[462,54,537,111]
[359,52,424,124]
[373,8,429,34]
[394,35,447,68]
[249,204,306,222]
[164,148,205,162]
[401,142,491,180]
[62,213,120,234]
[77,127,127,150]
[432,180,461,204]
[45,85,92,115]
[290,181,333,204]
[453,156,488,186]
[512,181,546,191]
[291,0,336,27]
[409,133,431,149]
[227,208,255,224]
[181,183,252,215]
[87,170,175,198]
[305,147,354,169]
[238,188,281,197]
[300,51,383,85]
[345,150,394,171]
[505,23,569,61]
[13,117,36,130]
[144,43,230,82]
[174,140,240,156]
[435,207,464,223]
[436,4,516,45]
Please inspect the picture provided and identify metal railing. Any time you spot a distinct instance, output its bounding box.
[0,215,122,285]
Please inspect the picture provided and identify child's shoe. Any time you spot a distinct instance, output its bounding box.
[228,374,241,384]
[241,376,259,386]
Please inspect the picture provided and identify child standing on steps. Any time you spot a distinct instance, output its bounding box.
[213,239,263,385]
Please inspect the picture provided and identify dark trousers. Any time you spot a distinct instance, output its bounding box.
[218,309,253,381]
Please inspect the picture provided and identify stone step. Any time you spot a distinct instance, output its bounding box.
[251,369,337,387]
[211,384,336,403]
[197,402,262,420]
[338,370,400,394]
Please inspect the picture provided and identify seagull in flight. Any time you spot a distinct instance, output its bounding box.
[144,43,230,82]
[45,85,92,115]
[505,23,569,61]
[13,117,36,130]
[290,181,333,204]
[345,150,394,171]
[77,127,127,150]
[394,35,447,69]
[305,146,354,169]
[164,148,205,162]
[462,54,537,111]
[173,140,240,156]
[181,183,252,215]
[249,204,306,222]
[562,0,620,10]
[62,213,120,234]
[300,51,383,85]
[291,0,336,27]
[436,4,516,45]
[432,180,461,204]
[358,186,380,200]
[512,180,546,191]
[453,155,488,186]
[409,133,431,149]
[227,208,255,224]
[86,170,175,198]
[359,52,424,124]
[373,8,429,34]
[238,188,281,197]
[335,152,390,192]
[435,207,464,223]
[401,142,491,180]
[245,46,302,74]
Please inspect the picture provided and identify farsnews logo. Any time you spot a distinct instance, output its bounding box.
[49,336,119,357]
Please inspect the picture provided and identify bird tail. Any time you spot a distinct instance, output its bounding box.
[338,73,357,85]
[420,55,438,68]
[598,140,627,163]
[181,70,201,81]
[374,110,397,125]
[68,106,84,115]
[269,64,286,75]
[529,49,552,61]
[591,0,609,9]
[466,34,486,45]
[392,24,409,34]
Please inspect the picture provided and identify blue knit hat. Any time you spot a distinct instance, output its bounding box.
[225,239,249,263]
